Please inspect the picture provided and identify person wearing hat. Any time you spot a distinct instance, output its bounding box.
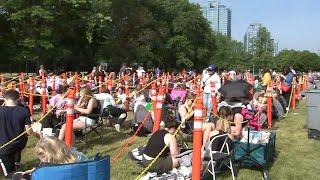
[201,64,221,117]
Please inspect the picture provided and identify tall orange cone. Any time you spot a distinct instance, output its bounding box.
[192,95,204,180]
[291,77,296,110]
[124,75,130,111]
[210,81,217,116]
[28,76,34,116]
[41,76,47,114]
[152,87,164,133]
[65,89,76,147]
[99,76,103,93]
[266,82,273,129]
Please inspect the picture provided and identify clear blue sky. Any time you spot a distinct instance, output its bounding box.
[190,0,320,52]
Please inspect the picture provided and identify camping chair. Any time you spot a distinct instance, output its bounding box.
[205,133,236,180]
[75,101,106,144]
[32,156,110,180]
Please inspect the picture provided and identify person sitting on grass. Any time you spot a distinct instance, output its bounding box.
[58,87,99,140]
[141,118,180,174]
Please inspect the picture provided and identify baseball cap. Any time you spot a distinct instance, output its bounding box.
[207,64,217,71]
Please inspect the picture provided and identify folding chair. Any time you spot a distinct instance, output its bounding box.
[32,156,110,180]
[75,101,106,143]
[206,133,236,180]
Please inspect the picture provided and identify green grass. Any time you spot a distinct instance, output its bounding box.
[2,100,320,180]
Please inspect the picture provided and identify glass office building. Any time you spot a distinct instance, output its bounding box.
[190,0,231,37]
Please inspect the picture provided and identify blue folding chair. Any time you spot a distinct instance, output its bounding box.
[32,156,110,180]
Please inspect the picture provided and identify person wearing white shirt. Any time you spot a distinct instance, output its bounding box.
[290,66,296,75]
[201,64,221,117]
[136,66,146,78]
[94,89,127,132]
[94,90,116,110]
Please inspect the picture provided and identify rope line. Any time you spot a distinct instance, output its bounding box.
[111,112,151,164]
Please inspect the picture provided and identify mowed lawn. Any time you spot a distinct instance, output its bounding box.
[3,99,320,180]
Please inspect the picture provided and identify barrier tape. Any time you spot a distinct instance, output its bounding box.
[111,113,151,164]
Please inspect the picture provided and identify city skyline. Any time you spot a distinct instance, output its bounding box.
[189,0,320,52]
[201,1,232,37]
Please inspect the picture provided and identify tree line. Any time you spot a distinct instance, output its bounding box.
[0,0,319,73]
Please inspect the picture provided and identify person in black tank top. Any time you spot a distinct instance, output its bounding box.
[58,87,99,140]
[142,119,180,174]
[144,129,170,158]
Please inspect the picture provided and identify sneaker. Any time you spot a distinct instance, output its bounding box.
[114,124,120,132]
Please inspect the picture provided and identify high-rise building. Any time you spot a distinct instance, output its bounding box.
[244,23,262,53]
[244,23,279,56]
[271,39,279,56]
[190,0,232,37]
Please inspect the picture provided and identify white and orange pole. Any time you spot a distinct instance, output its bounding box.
[41,75,47,114]
[192,95,204,180]
[210,81,217,116]
[152,87,164,133]
[29,76,34,116]
[297,77,301,100]
[19,73,24,98]
[65,89,76,147]
[150,82,157,120]
[291,77,296,110]
[124,75,130,111]
[267,82,273,129]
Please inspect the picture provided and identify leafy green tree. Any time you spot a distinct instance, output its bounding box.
[2,0,111,71]
[276,49,320,72]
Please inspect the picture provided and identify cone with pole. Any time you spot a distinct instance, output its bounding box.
[210,81,217,116]
[266,82,273,129]
[28,76,34,116]
[291,77,297,110]
[192,91,204,180]
[65,89,76,147]
[41,76,47,114]
[152,86,164,133]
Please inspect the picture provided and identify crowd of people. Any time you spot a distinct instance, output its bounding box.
[0,63,318,179]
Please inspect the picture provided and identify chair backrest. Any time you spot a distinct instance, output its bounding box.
[208,133,232,154]
[32,156,110,180]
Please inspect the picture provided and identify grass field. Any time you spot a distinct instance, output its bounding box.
[2,99,320,180]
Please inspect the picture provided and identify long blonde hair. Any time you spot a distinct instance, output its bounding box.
[35,137,76,164]
[215,119,231,133]
[78,87,92,108]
